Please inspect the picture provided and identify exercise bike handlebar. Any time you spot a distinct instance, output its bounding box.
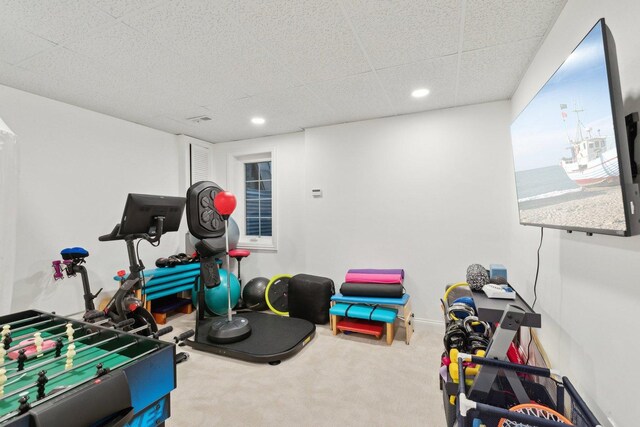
[98,216,165,244]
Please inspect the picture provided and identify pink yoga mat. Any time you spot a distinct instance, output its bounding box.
[344,272,403,284]
[347,269,404,277]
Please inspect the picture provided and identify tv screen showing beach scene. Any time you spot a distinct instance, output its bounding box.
[510,20,627,234]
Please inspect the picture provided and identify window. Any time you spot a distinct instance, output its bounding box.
[227,148,276,250]
[245,161,272,237]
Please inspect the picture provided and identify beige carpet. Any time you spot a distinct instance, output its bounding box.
[161,313,446,427]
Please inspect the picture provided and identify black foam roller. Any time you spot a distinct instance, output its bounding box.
[340,283,404,298]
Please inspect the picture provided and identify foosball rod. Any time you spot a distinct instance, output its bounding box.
[10,321,71,342]
[4,333,124,381]
[1,324,87,359]
[128,325,173,337]
[4,318,130,364]
[1,315,47,329]
[0,341,139,402]
[7,319,55,335]
[0,344,161,425]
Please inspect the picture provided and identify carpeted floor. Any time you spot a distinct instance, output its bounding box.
[161,313,446,427]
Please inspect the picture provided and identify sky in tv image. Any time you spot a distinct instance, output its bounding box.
[511,22,616,173]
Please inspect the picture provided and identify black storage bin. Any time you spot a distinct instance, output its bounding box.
[288,274,335,324]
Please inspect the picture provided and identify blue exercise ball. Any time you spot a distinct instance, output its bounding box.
[193,269,241,315]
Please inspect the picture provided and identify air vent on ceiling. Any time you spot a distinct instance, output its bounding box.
[186,115,212,124]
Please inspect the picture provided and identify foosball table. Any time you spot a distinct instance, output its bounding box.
[0,310,176,427]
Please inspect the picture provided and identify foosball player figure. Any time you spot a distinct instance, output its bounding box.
[0,367,7,396]
[33,332,43,357]
[96,363,110,377]
[0,346,6,367]
[54,337,64,358]
[66,323,74,343]
[65,344,76,370]
[1,325,10,342]
[36,370,48,400]
[17,349,27,371]
[18,394,31,414]
[3,332,12,350]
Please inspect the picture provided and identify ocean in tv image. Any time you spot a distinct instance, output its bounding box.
[510,21,626,232]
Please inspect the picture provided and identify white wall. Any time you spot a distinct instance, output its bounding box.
[0,84,184,315]
[0,118,18,314]
[214,102,515,321]
[510,2,640,426]
[304,101,515,321]
[208,132,307,281]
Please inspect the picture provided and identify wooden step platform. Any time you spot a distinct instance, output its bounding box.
[151,297,193,325]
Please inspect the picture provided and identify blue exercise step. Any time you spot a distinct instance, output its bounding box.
[329,303,397,324]
[331,293,410,306]
[113,263,201,301]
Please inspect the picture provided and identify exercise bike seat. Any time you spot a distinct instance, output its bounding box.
[61,247,89,261]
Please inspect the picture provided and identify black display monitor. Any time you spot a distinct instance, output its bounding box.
[510,19,640,236]
[120,194,186,236]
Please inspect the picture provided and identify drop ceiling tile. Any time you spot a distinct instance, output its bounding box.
[65,23,180,76]
[124,1,298,95]
[457,38,541,105]
[219,0,370,84]
[205,86,329,125]
[91,0,165,19]
[157,119,236,143]
[343,0,460,69]
[0,0,116,44]
[377,55,458,114]
[307,72,393,123]
[18,47,116,93]
[0,61,49,95]
[64,22,242,115]
[463,0,566,51]
[123,1,234,58]
[0,25,56,65]
[1,0,564,142]
[0,65,107,116]
[200,85,327,140]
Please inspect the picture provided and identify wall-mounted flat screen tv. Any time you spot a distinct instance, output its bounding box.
[510,19,639,236]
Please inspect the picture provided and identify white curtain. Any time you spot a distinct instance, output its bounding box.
[0,118,17,315]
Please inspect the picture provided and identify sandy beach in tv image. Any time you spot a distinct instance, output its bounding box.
[510,22,626,231]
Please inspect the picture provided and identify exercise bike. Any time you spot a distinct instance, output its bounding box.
[53,193,186,336]
[52,246,156,336]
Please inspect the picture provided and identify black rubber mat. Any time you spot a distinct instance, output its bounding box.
[190,311,315,363]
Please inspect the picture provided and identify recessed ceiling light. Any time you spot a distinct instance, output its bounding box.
[411,88,430,98]
[251,117,266,125]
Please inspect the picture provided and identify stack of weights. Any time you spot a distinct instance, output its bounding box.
[442,295,491,388]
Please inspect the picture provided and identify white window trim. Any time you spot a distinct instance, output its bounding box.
[226,147,277,251]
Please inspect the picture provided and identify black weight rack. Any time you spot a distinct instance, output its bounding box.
[454,355,601,427]
[440,284,601,427]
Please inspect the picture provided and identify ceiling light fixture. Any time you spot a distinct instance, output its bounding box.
[411,88,430,98]
[251,117,266,125]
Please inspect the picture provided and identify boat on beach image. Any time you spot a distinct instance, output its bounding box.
[559,105,619,186]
